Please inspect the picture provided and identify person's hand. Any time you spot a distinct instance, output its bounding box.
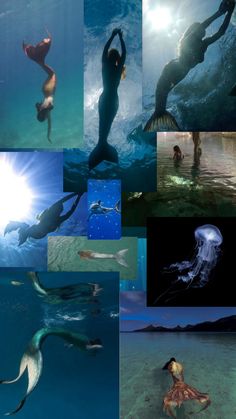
[219,0,235,14]
[117,28,123,37]
[112,28,120,36]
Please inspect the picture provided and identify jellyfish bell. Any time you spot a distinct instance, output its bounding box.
[195,224,223,246]
[195,224,223,263]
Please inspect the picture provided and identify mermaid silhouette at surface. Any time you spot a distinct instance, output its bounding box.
[88,28,126,170]
[23,31,56,142]
[4,193,83,245]
[144,0,235,132]
[163,358,210,417]
[0,327,102,415]
[28,271,102,304]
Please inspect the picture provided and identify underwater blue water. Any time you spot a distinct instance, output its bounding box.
[0,271,119,419]
[64,0,157,192]
[0,0,83,148]
[0,152,88,269]
[143,0,236,130]
[88,179,121,240]
[120,239,146,291]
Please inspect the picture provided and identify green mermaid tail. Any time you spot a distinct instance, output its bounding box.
[0,327,102,415]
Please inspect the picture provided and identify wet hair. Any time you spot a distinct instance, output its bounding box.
[173,145,181,153]
[162,357,176,370]
[35,103,53,122]
[178,22,206,57]
[108,48,121,65]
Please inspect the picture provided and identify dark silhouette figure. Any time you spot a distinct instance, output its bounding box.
[89,28,126,170]
[144,1,235,132]
[173,145,184,161]
[23,31,56,142]
[4,193,83,245]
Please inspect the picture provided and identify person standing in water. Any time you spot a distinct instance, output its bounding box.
[89,28,126,170]
[23,31,56,143]
[173,145,184,161]
[144,0,235,132]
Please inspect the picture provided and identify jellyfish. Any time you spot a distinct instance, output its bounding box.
[155,224,223,304]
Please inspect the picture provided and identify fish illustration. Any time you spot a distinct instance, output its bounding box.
[78,249,129,267]
[88,199,120,221]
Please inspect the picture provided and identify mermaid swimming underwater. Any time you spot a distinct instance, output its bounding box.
[88,28,126,170]
[144,0,235,132]
[23,31,56,143]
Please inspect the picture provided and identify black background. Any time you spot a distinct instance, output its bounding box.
[147,217,235,307]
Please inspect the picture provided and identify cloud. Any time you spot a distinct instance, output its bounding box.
[120,306,131,314]
[121,291,145,305]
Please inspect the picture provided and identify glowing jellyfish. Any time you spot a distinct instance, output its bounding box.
[167,224,223,287]
[156,225,223,304]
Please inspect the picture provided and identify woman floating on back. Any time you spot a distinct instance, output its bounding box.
[23,31,56,142]
[144,0,235,132]
[89,28,126,170]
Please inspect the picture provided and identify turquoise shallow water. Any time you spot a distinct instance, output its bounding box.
[0,0,83,148]
[121,332,236,419]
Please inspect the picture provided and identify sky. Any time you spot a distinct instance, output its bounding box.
[120,291,236,331]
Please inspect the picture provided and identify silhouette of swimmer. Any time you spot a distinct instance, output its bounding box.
[88,28,126,170]
[144,0,235,132]
[162,358,210,418]
[23,31,56,143]
[4,193,83,245]
[0,327,102,415]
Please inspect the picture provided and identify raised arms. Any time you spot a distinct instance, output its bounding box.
[202,1,235,46]
[118,29,126,67]
[102,29,119,63]
[102,28,126,64]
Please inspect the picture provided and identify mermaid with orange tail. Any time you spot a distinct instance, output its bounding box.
[163,358,210,418]
[23,31,56,143]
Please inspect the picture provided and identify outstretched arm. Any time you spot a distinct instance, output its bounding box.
[47,112,52,143]
[204,5,235,46]
[118,30,126,67]
[59,193,83,224]
[102,29,119,63]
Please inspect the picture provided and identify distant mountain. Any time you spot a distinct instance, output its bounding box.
[132,315,236,333]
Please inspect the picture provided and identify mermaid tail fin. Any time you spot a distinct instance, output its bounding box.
[115,249,129,267]
[4,351,43,416]
[23,37,51,65]
[4,221,29,236]
[88,143,118,171]
[163,381,210,418]
[144,110,180,132]
[114,200,121,213]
